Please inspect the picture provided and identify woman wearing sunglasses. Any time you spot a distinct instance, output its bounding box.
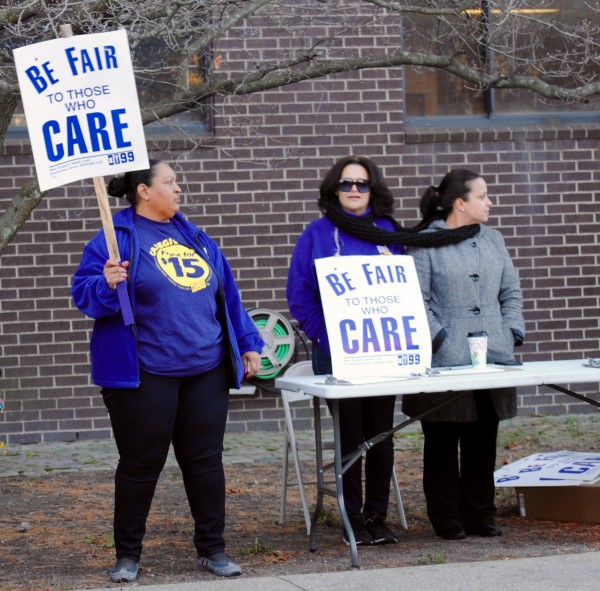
[287,155,402,546]
[286,156,479,546]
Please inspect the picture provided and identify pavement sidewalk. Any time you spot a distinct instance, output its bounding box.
[72,550,600,591]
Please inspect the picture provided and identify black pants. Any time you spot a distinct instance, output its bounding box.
[312,347,395,519]
[102,364,230,561]
[421,391,499,535]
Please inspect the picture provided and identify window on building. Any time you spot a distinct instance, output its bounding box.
[403,1,599,125]
[132,39,212,134]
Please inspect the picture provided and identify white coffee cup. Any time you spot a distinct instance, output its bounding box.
[468,331,488,370]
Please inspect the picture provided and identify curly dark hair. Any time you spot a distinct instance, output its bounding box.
[318,156,395,217]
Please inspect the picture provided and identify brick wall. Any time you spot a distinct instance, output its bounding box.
[1,13,600,443]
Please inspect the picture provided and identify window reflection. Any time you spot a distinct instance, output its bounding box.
[404,1,599,119]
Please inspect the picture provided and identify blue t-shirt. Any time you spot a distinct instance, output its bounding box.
[133,214,224,376]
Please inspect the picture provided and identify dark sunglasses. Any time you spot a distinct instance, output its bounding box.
[338,178,371,193]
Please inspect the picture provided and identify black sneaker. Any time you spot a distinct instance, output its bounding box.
[465,524,502,537]
[438,526,467,540]
[342,515,373,546]
[365,515,398,545]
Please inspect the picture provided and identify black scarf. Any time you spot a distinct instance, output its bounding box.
[324,207,479,248]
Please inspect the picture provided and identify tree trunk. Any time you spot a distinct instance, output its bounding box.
[0,92,46,256]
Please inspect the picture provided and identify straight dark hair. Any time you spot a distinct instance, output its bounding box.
[107,159,161,205]
[416,169,482,230]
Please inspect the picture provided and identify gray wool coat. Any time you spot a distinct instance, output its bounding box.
[401,220,525,422]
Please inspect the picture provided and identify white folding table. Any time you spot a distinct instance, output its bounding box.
[275,359,600,567]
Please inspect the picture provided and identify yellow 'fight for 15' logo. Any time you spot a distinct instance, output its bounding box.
[150,239,210,292]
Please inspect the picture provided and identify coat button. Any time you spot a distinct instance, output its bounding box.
[470,274,480,281]
[471,307,481,316]
[471,241,477,247]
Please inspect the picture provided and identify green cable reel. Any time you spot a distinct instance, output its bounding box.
[248,308,295,379]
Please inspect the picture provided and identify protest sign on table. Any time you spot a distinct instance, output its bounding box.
[315,254,431,381]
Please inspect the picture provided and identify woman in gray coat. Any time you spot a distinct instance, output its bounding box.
[402,169,525,541]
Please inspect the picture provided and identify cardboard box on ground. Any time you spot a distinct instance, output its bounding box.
[495,451,600,524]
[515,483,600,524]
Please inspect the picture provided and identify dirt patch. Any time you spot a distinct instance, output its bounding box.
[1,416,600,591]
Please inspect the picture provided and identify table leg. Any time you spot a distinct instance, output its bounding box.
[331,399,360,567]
[309,398,360,566]
[309,396,325,552]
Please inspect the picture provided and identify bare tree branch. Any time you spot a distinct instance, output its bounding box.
[0,0,598,255]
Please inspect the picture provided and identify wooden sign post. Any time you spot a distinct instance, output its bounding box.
[13,25,150,325]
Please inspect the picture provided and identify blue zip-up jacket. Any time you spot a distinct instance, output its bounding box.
[71,206,264,389]
[286,213,404,355]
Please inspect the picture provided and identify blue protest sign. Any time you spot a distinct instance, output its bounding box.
[495,451,600,487]
[315,255,431,380]
[13,29,148,191]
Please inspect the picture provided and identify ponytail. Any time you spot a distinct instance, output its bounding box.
[416,169,481,229]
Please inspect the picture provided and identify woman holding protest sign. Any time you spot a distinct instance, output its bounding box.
[401,169,525,541]
[71,159,264,583]
[286,156,479,546]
